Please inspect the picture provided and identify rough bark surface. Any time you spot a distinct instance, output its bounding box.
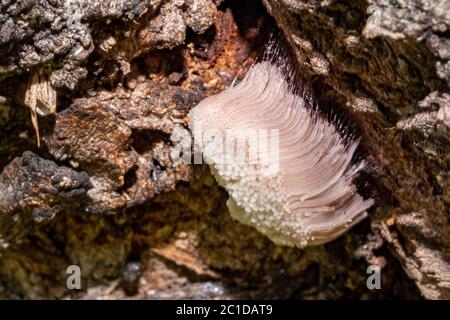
[0,0,448,299]
[261,0,450,299]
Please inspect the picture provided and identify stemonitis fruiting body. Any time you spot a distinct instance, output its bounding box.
[188,40,374,248]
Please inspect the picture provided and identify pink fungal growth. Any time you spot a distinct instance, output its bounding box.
[188,38,374,248]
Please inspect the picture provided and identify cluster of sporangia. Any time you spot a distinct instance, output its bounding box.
[189,49,374,248]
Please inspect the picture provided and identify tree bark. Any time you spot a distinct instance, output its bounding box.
[0,0,448,299]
